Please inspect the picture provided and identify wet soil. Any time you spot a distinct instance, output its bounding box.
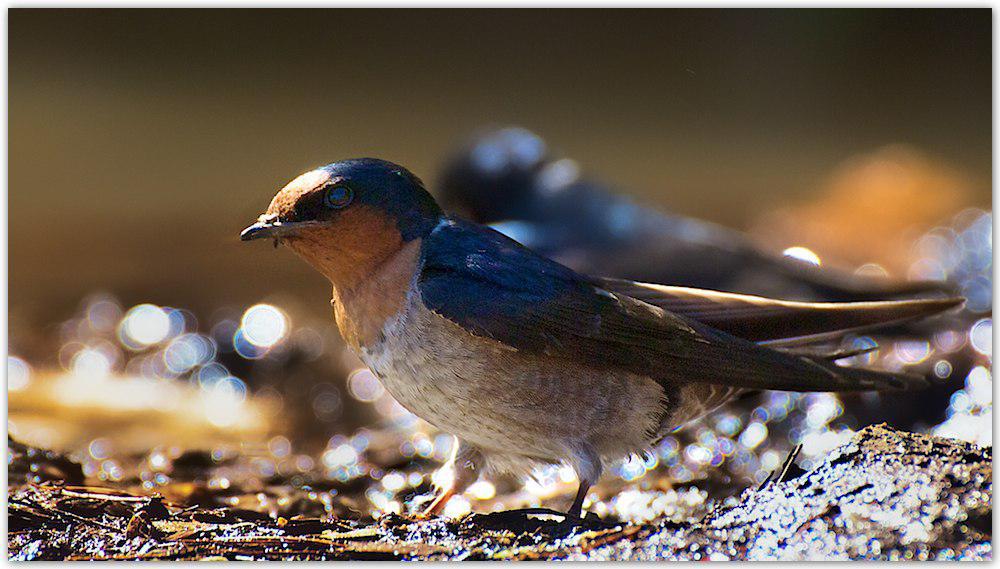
[7,425,991,560]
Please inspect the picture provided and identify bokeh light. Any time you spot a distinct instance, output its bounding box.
[782,246,822,266]
[71,348,113,377]
[739,421,768,449]
[120,304,171,348]
[240,304,289,348]
[969,318,992,357]
[348,369,385,402]
[233,328,268,359]
[163,334,216,374]
[202,376,249,428]
[8,356,31,392]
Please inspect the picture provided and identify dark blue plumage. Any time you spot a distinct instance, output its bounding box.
[418,217,587,344]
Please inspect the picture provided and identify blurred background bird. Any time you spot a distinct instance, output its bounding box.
[438,126,954,303]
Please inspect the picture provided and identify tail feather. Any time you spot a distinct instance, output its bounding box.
[795,354,928,392]
[779,343,880,361]
[671,316,932,393]
[595,276,964,344]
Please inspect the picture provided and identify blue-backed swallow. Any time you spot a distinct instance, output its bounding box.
[437,127,952,302]
[241,158,962,518]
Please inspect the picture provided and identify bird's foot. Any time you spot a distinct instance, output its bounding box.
[412,488,455,520]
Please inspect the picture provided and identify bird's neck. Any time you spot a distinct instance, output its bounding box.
[285,221,422,350]
[328,239,423,351]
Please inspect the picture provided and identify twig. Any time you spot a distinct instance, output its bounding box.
[757,444,804,490]
[9,497,120,531]
[776,444,804,483]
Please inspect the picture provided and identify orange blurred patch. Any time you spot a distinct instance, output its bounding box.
[750,145,975,275]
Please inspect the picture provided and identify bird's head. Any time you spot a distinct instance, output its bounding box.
[437,127,550,223]
[241,158,442,287]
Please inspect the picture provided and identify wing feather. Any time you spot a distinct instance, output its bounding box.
[594,277,964,344]
[419,219,943,393]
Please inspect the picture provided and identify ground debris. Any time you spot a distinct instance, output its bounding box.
[7,425,992,560]
[566,425,992,560]
[8,435,85,486]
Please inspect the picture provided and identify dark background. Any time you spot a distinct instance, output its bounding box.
[9,9,992,331]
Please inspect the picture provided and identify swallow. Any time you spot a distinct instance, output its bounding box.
[437,127,952,302]
[242,158,962,519]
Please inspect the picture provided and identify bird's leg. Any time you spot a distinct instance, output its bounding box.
[420,439,482,518]
[567,481,591,519]
[421,484,456,518]
[566,443,602,519]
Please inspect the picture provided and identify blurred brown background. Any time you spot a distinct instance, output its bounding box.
[9,9,992,335]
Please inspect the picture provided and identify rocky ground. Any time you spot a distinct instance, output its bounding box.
[7,424,991,561]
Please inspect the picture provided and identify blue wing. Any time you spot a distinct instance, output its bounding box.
[417,218,925,392]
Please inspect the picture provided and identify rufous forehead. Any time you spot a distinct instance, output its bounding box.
[266,168,332,217]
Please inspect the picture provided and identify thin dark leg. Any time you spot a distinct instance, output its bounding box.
[567,480,591,518]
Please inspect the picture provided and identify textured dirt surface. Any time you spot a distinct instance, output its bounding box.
[7,425,991,560]
[564,424,992,560]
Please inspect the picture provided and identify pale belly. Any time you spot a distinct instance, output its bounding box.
[359,295,668,467]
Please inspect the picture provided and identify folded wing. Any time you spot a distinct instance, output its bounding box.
[419,219,958,393]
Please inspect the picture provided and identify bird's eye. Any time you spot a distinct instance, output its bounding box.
[323,184,353,209]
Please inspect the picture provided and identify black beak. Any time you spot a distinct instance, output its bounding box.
[240,214,304,242]
[240,219,277,241]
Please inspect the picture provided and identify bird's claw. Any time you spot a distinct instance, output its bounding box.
[414,488,455,520]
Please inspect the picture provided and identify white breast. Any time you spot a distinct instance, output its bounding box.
[358,285,669,471]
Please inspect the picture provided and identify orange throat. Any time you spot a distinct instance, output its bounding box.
[283,210,422,351]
